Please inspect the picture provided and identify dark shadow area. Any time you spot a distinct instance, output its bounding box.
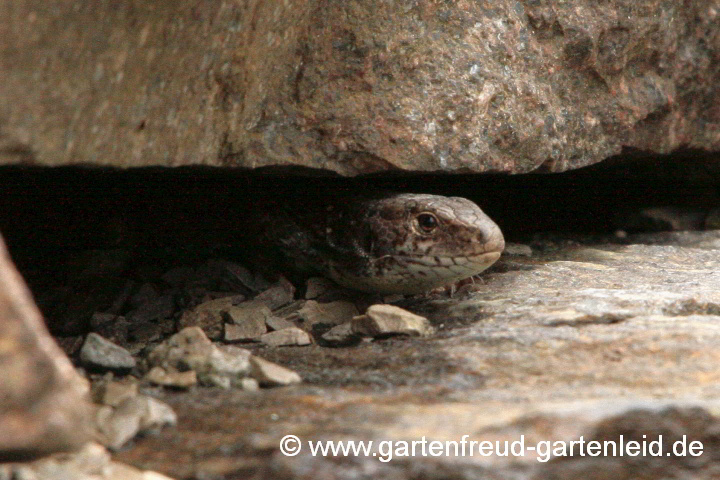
[365,149,720,237]
[0,149,718,334]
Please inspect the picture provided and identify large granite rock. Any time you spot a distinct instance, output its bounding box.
[0,1,718,174]
[0,235,92,461]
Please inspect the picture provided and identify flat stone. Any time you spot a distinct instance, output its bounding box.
[249,356,301,387]
[271,300,306,320]
[224,323,262,342]
[265,315,296,332]
[80,333,136,371]
[259,327,312,347]
[144,367,197,389]
[293,300,359,329]
[254,277,296,311]
[320,322,361,346]
[223,301,270,341]
[351,304,434,337]
[65,249,132,282]
[176,295,245,340]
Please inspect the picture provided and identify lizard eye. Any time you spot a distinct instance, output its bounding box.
[416,212,438,233]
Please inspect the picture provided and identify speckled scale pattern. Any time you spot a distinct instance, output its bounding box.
[255,192,505,294]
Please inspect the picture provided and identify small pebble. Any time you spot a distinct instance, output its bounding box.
[352,304,434,337]
[80,333,136,372]
[293,300,359,328]
[321,322,361,346]
[249,356,301,387]
[96,395,176,450]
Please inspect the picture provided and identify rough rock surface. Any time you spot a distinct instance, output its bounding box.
[0,235,91,461]
[1,1,718,173]
[114,230,720,479]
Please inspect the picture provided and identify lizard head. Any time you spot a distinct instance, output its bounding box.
[329,193,505,294]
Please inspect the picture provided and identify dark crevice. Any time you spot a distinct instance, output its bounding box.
[1,148,719,257]
[0,149,718,334]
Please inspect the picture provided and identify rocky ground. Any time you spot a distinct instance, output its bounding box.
[1,1,719,477]
[6,224,720,479]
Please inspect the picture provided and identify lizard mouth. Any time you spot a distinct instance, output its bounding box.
[330,251,502,294]
[329,250,502,295]
[376,249,502,269]
[397,251,501,274]
[370,250,502,279]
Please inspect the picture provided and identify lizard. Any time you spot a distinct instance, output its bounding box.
[250,191,505,295]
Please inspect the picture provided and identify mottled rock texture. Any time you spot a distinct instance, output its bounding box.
[113,231,720,479]
[0,235,91,461]
[1,1,718,174]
